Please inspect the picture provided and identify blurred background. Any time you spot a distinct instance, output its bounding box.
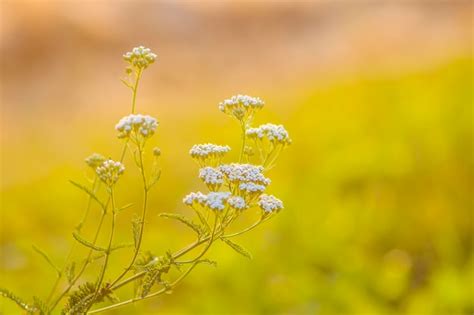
[1,1,473,314]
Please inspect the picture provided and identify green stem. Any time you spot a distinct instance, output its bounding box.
[88,260,199,314]
[131,68,143,114]
[239,120,247,163]
[88,189,117,310]
[110,145,148,286]
[49,212,106,310]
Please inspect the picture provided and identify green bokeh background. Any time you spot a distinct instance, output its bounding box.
[1,2,472,315]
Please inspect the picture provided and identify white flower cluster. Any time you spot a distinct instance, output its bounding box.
[246,123,292,145]
[258,194,284,213]
[199,167,224,190]
[206,192,231,211]
[190,143,230,165]
[239,182,266,193]
[227,196,247,210]
[85,153,106,169]
[183,191,207,206]
[219,163,271,186]
[123,46,157,69]
[96,159,125,186]
[183,191,232,211]
[115,114,158,140]
[218,94,264,120]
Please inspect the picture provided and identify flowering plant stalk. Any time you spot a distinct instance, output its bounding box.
[1,46,291,314]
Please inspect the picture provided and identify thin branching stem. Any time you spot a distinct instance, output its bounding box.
[131,68,142,114]
[46,178,99,304]
[88,260,200,314]
[110,144,148,287]
[87,188,118,312]
[239,120,247,163]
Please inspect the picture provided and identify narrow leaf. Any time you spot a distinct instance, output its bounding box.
[132,216,142,249]
[159,213,203,235]
[69,180,106,211]
[111,242,134,251]
[117,203,134,212]
[32,245,61,276]
[65,262,76,284]
[33,296,49,315]
[0,288,35,312]
[220,237,252,259]
[72,232,106,252]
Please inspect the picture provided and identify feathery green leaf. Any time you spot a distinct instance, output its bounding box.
[159,213,203,235]
[32,245,61,276]
[72,232,107,252]
[69,180,106,211]
[220,237,253,259]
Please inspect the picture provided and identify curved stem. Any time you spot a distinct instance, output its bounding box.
[131,68,143,114]
[178,212,218,264]
[110,145,148,286]
[88,189,117,310]
[88,260,200,314]
[223,216,272,238]
[239,120,247,163]
[49,212,107,310]
[46,178,99,304]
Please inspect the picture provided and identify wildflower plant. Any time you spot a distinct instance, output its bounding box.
[1,46,291,314]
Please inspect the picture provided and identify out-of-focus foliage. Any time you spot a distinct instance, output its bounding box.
[1,56,472,314]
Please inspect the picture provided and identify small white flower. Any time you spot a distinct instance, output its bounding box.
[227,196,247,210]
[85,153,106,169]
[199,167,224,188]
[190,143,230,158]
[205,192,231,211]
[115,114,158,140]
[189,143,230,165]
[258,194,283,213]
[123,46,157,69]
[182,192,207,206]
[246,123,291,145]
[219,163,271,186]
[218,94,264,120]
[239,182,266,193]
[96,159,125,186]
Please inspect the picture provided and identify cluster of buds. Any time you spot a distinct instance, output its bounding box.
[246,123,292,146]
[123,46,157,70]
[96,159,125,186]
[258,194,284,214]
[218,94,264,122]
[189,143,230,166]
[85,153,106,169]
[115,114,158,141]
[199,167,224,191]
[183,191,232,211]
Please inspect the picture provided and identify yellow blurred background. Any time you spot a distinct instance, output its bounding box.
[1,1,473,314]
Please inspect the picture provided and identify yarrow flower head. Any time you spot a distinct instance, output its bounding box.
[123,46,157,69]
[219,94,264,121]
[246,123,292,146]
[189,143,230,166]
[96,159,125,186]
[115,114,158,140]
[183,191,207,206]
[199,167,224,190]
[219,163,271,186]
[227,196,247,210]
[85,153,106,169]
[239,182,266,193]
[258,194,284,213]
[205,192,231,211]
[183,191,231,211]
